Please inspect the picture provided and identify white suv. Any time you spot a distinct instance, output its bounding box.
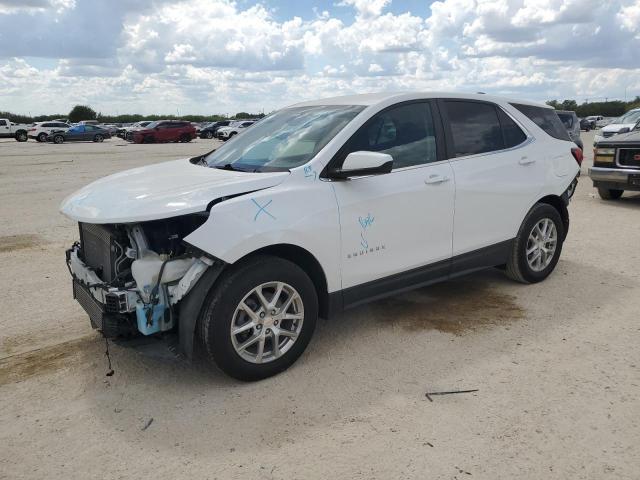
[29,121,70,142]
[61,92,581,380]
[217,120,255,140]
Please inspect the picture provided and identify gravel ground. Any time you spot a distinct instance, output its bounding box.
[0,132,639,479]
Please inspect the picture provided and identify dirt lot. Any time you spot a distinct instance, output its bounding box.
[1,133,639,479]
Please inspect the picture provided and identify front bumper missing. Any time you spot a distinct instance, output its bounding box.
[67,242,214,338]
[72,278,136,337]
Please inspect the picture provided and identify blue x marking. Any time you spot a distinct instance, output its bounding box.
[252,198,276,221]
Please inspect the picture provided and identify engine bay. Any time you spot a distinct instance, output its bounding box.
[67,214,213,338]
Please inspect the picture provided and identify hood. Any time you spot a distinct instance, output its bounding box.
[597,131,640,146]
[60,158,290,224]
[602,122,636,133]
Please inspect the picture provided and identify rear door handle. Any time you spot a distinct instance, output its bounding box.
[424,174,450,184]
[519,157,536,165]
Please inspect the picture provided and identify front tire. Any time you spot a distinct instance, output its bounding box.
[93,134,104,142]
[597,188,623,200]
[53,135,64,144]
[199,256,318,381]
[505,203,564,284]
[205,131,214,139]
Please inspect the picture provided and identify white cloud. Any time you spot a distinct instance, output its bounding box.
[0,0,639,115]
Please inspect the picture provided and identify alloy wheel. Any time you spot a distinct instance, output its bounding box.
[526,218,557,272]
[230,281,304,364]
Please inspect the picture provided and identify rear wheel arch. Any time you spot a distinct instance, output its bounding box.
[536,194,569,240]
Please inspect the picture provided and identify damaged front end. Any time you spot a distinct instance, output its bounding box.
[66,214,221,355]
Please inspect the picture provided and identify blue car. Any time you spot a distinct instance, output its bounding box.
[48,124,112,144]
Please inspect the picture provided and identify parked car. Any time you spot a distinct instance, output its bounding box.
[117,121,152,138]
[28,121,71,142]
[594,108,640,144]
[589,128,640,200]
[217,120,256,140]
[579,118,592,131]
[128,120,196,143]
[556,110,583,150]
[47,124,111,144]
[0,118,31,142]
[101,124,119,135]
[199,120,231,139]
[60,92,580,380]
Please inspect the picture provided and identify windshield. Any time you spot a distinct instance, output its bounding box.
[616,110,640,124]
[205,105,364,172]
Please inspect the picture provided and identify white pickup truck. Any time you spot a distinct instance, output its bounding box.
[0,118,31,142]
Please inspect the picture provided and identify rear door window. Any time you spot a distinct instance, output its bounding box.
[443,101,504,157]
[511,103,570,141]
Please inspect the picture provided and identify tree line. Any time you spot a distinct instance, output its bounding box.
[3,97,639,125]
[0,105,265,124]
[546,97,640,117]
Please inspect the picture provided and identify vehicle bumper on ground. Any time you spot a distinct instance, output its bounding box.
[588,166,640,191]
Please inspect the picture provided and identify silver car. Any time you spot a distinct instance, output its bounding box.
[557,110,583,150]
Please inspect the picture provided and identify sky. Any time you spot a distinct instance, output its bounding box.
[0,0,639,116]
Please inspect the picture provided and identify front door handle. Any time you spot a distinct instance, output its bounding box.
[424,174,450,184]
[519,157,536,165]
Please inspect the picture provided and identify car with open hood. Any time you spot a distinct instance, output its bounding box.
[60,92,580,380]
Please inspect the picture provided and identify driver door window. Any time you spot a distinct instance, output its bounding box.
[340,102,438,169]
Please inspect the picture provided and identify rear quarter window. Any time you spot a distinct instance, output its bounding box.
[511,103,570,141]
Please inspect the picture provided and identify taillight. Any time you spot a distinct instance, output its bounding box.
[571,147,583,166]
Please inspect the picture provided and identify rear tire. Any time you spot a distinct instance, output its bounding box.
[37,133,48,142]
[179,133,191,143]
[505,203,564,284]
[198,256,318,381]
[597,188,623,200]
[15,131,27,142]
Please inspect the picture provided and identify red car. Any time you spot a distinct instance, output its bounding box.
[129,120,196,143]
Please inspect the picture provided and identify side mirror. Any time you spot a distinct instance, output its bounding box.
[330,151,393,179]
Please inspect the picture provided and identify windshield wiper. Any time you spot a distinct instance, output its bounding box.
[215,163,245,172]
